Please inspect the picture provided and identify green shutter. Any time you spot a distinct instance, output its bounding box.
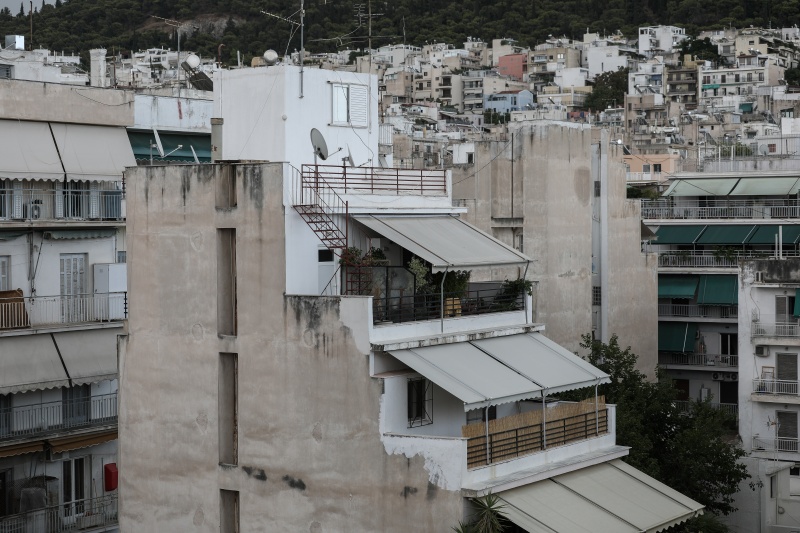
[658,275,699,299]
[658,322,698,352]
[695,225,756,245]
[746,225,800,245]
[696,275,738,305]
[653,225,707,244]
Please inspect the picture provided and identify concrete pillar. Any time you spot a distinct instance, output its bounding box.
[89,49,106,88]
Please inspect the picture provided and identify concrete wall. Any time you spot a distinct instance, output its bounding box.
[133,94,213,133]
[0,79,133,126]
[452,122,657,375]
[120,163,462,532]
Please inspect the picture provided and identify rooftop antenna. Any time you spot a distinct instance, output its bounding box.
[261,3,303,97]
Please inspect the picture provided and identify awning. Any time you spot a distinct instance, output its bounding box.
[0,120,64,180]
[48,430,117,454]
[658,322,697,352]
[695,225,756,245]
[128,130,212,162]
[387,332,609,411]
[653,225,706,244]
[696,275,738,305]
[499,459,703,533]
[50,123,136,181]
[740,102,754,113]
[641,222,657,241]
[729,177,800,196]
[43,229,116,240]
[658,275,699,299]
[747,225,800,245]
[0,231,27,241]
[0,441,45,459]
[0,335,70,395]
[52,330,118,386]
[663,178,738,196]
[353,215,530,272]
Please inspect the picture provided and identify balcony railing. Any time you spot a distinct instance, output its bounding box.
[0,494,117,533]
[751,318,800,337]
[674,400,739,417]
[659,352,738,367]
[0,292,127,330]
[465,404,609,469]
[301,164,447,196]
[626,171,663,183]
[657,250,800,268]
[0,189,124,222]
[642,199,800,220]
[374,286,525,325]
[753,379,800,395]
[752,435,800,452]
[658,303,738,319]
[0,393,117,442]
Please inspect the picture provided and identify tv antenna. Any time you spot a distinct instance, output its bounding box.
[261,1,305,97]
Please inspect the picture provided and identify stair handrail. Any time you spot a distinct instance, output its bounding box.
[290,164,349,251]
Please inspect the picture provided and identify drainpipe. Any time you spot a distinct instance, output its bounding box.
[439,267,449,333]
[542,390,547,449]
[211,118,224,162]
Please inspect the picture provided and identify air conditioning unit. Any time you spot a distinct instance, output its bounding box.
[755,345,768,357]
[728,373,738,381]
[712,372,723,380]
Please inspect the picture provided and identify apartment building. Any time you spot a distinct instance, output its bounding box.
[119,64,702,532]
[0,79,134,531]
[638,26,689,58]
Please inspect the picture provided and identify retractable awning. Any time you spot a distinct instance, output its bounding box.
[43,229,116,240]
[52,330,118,386]
[353,215,530,272]
[0,120,64,180]
[663,178,738,196]
[658,275,699,299]
[729,177,800,196]
[499,459,703,533]
[695,224,756,245]
[50,123,136,181]
[747,225,800,245]
[697,275,738,305]
[0,335,70,395]
[48,430,117,454]
[653,225,706,244]
[387,332,609,411]
[658,322,697,353]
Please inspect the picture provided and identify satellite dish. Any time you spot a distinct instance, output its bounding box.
[759,144,769,155]
[152,127,165,158]
[310,128,329,161]
[263,49,279,66]
[185,54,201,69]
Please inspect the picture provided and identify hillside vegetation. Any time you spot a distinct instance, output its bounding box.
[0,0,792,67]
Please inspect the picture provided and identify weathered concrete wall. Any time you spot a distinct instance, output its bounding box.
[120,163,462,532]
[0,79,133,125]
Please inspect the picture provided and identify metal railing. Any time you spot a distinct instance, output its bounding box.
[751,318,800,337]
[657,250,800,268]
[466,409,609,469]
[0,292,127,330]
[642,199,800,220]
[374,286,525,325]
[0,393,117,441]
[0,189,124,222]
[0,494,117,533]
[659,352,738,367]
[658,303,738,319]
[301,164,447,196]
[753,379,800,395]
[626,172,663,183]
[673,400,739,417]
[752,435,800,452]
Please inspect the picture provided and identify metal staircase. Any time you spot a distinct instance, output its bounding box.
[291,167,349,253]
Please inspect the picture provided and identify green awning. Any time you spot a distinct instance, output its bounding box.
[127,131,211,162]
[729,177,800,196]
[654,225,707,244]
[663,179,739,196]
[659,275,699,299]
[740,102,754,113]
[746,225,800,245]
[0,231,27,241]
[697,275,738,305]
[695,225,756,245]
[794,289,800,317]
[659,322,698,352]
[43,229,116,240]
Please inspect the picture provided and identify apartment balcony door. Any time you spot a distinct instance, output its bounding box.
[60,254,87,323]
[777,353,799,395]
[62,457,86,518]
[62,385,90,427]
[778,411,798,452]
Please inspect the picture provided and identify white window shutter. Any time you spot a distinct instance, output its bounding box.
[0,256,8,291]
[331,84,349,125]
[349,85,369,127]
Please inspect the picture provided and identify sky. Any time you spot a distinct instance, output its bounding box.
[1,0,53,16]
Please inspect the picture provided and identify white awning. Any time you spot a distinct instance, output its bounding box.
[663,178,738,196]
[52,329,118,386]
[387,333,609,411]
[50,123,136,181]
[353,215,530,272]
[729,176,800,196]
[0,120,64,180]
[0,334,70,394]
[499,459,704,533]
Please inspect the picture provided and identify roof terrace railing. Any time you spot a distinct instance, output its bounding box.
[301,164,447,196]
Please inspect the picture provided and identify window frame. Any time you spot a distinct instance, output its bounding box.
[330,83,369,128]
[407,377,433,428]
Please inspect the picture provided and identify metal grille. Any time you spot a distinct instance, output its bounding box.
[407,378,432,428]
[592,286,601,306]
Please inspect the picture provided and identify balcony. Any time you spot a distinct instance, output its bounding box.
[0,494,117,533]
[300,165,446,196]
[0,292,127,331]
[659,352,738,367]
[0,392,117,442]
[753,379,800,395]
[0,188,124,223]
[658,303,737,319]
[752,435,799,452]
[642,199,800,220]
[674,400,738,417]
[657,251,800,268]
[626,171,663,183]
[752,318,800,338]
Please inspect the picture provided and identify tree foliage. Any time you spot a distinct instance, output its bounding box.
[584,68,629,111]
[566,334,749,529]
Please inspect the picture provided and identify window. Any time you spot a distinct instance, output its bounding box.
[219,353,238,465]
[776,295,796,323]
[778,411,798,452]
[735,74,740,82]
[63,385,90,427]
[747,73,753,82]
[720,333,738,356]
[220,489,240,533]
[466,152,474,164]
[407,378,432,427]
[769,144,777,153]
[116,251,127,264]
[594,181,601,197]
[592,286,601,306]
[0,65,12,79]
[653,164,662,173]
[642,164,651,172]
[721,75,726,83]
[331,83,368,127]
[217,229,237,336]
[0,256,8,291]
[62,457,86,517]
[466,405,496,425]
[759,72,765,82]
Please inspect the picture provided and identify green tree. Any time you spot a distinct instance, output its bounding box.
[785,67,800,86]
[584,67,629,111]
[567,334,749,529]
